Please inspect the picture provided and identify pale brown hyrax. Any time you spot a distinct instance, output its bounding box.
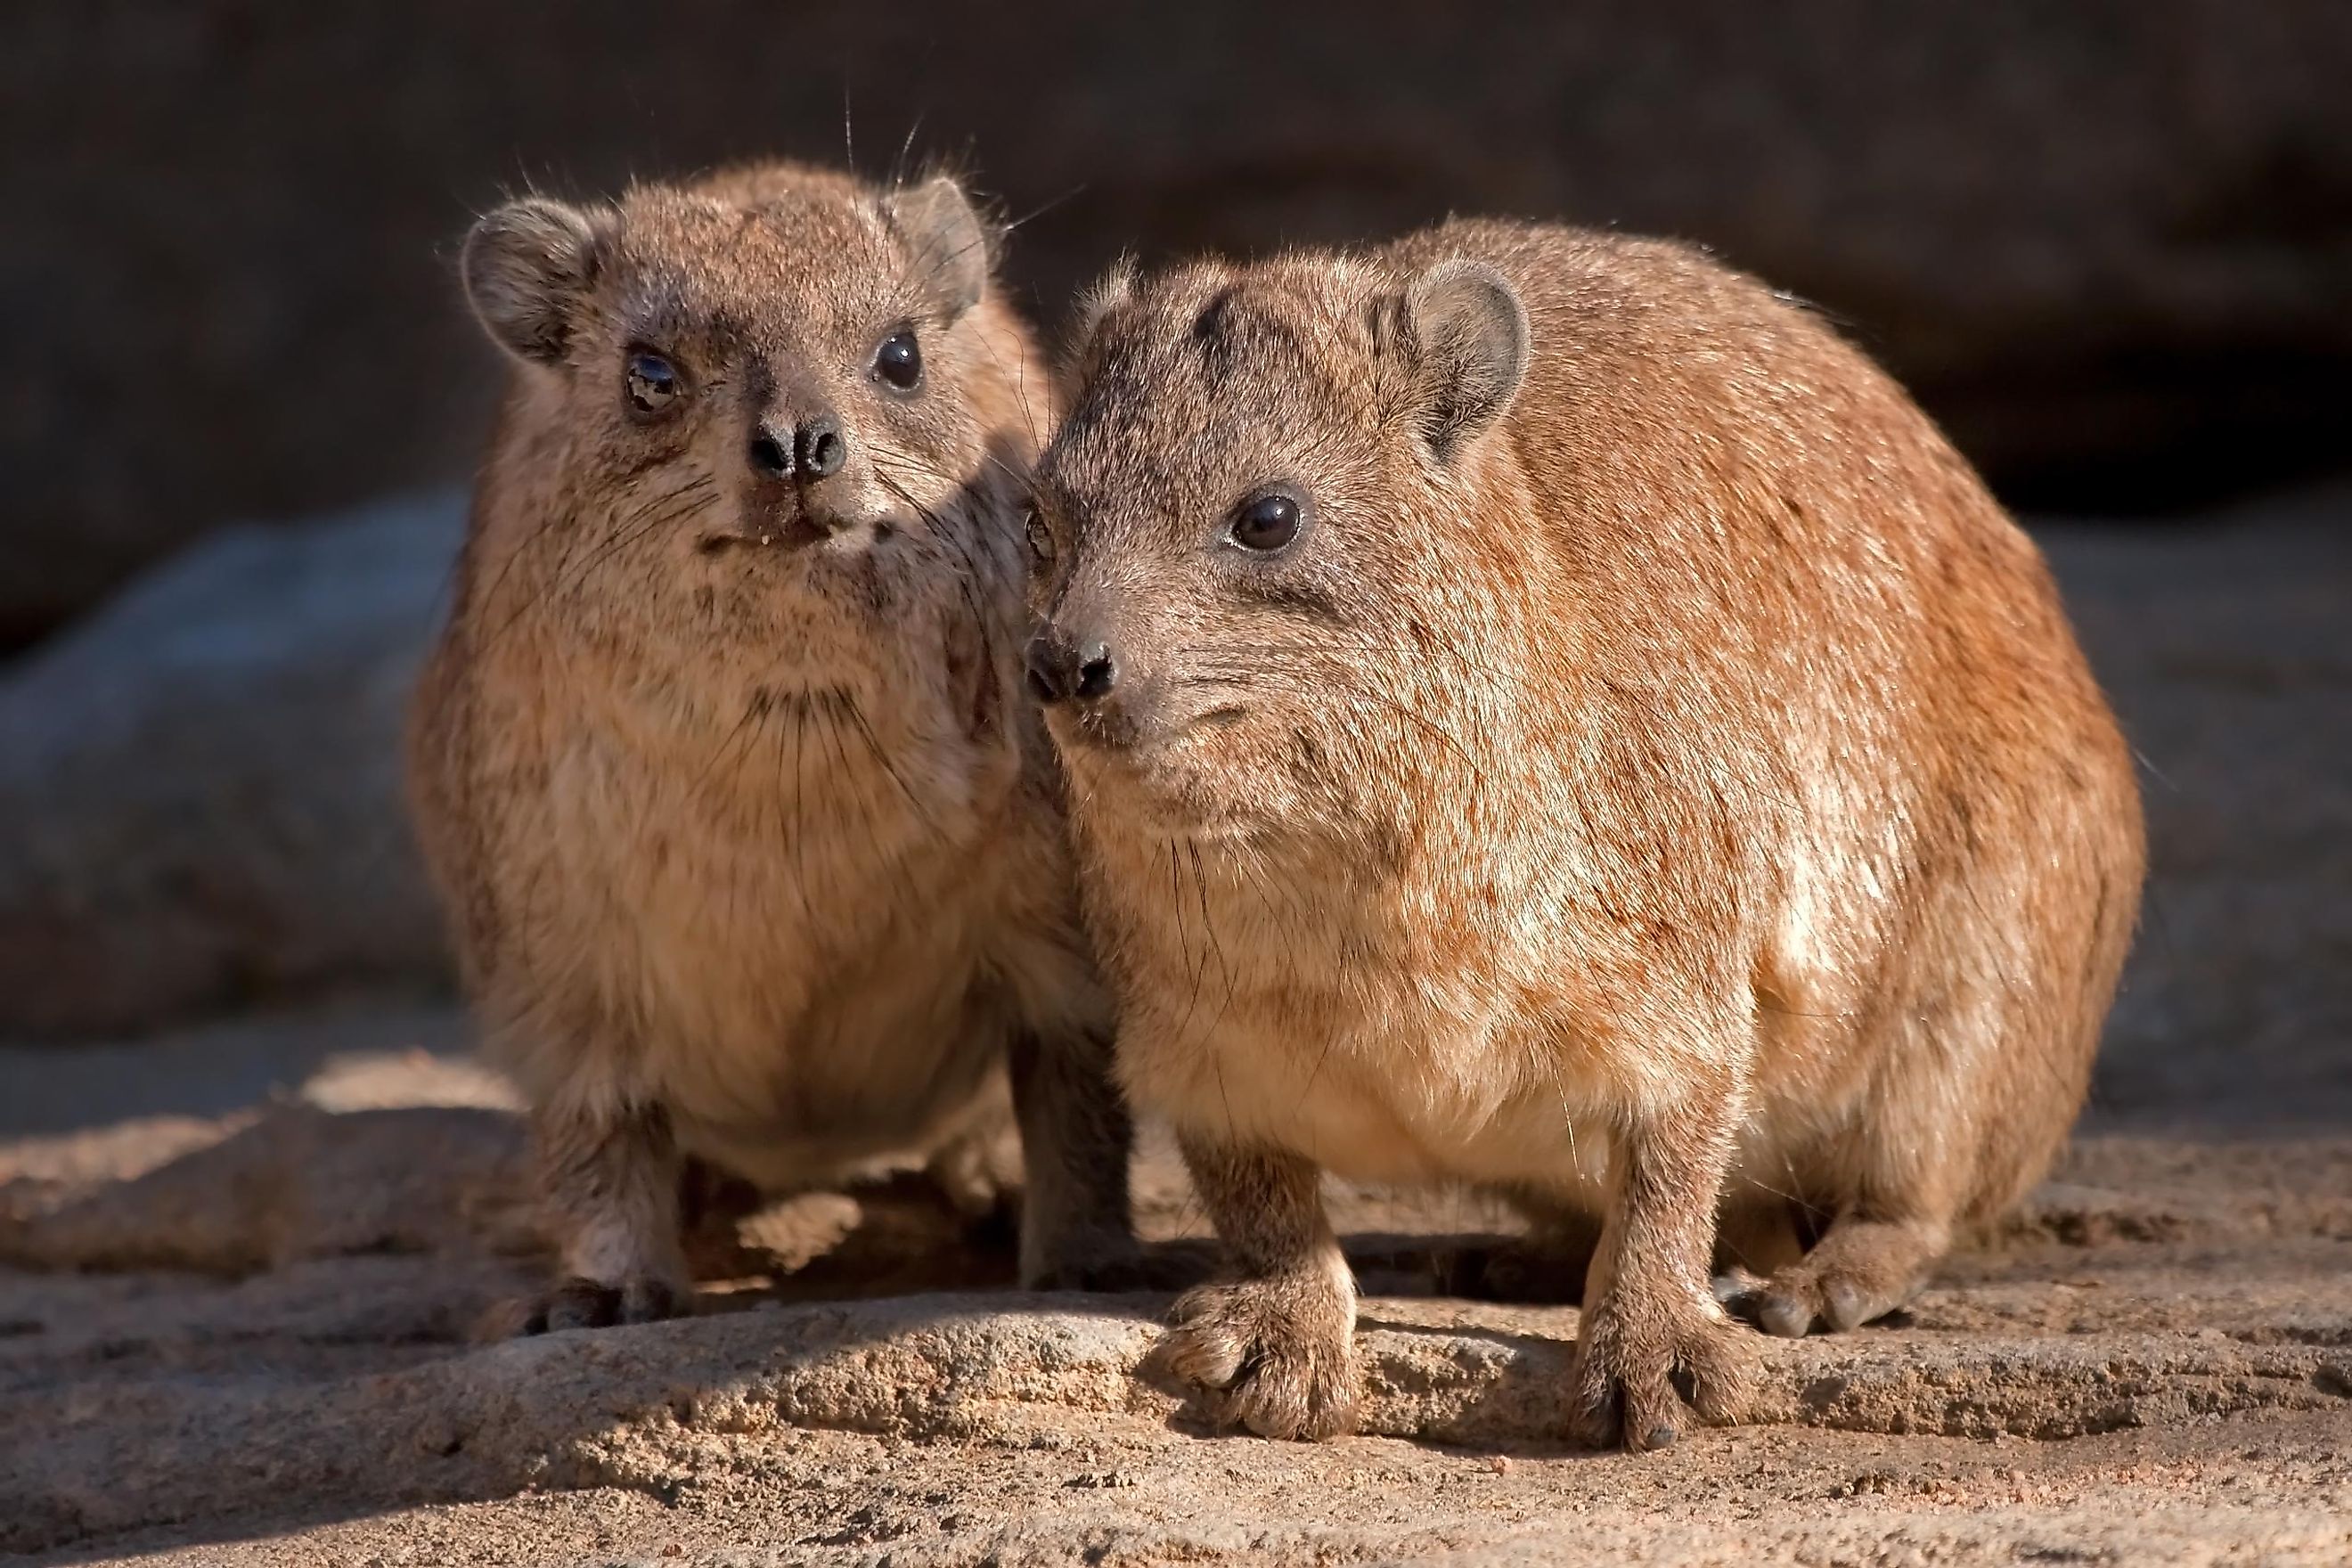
[408,161,1141,1330]
[1023,220,2145,1449]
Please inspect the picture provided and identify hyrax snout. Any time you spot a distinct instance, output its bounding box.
[407,161,1142,1328]
[1028,222,2144,1447]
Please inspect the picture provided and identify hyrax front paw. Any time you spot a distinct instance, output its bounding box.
[1567,1291,1759,1452]
[519,1273,689,1335]
[1152,1275,1360,1441]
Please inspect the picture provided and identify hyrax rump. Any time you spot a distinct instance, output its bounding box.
[407,161,1140,1328]
[1025,220,2144,1448]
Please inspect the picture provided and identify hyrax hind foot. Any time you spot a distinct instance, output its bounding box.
[520,1272,690,1335]
[1716,1216,1942,1338]
[1567,1292,1759,1452]
[1154,1274,1360,1441]
[519,1105,693,1335]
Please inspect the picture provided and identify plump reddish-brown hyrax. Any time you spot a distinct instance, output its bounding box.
[1025,221,2144,1449]
[408,162,1141,1332]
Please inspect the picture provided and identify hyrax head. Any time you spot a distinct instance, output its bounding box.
[462,165,1021,632]
[1026,252,1530,832]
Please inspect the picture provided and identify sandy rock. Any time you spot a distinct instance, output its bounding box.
[0,1050,2348,1558]
[0,1103,532,1276]
[4,1250,2348,1555]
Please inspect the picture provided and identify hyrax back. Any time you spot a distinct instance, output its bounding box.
[408,161,1138,1327]
[1025,220,2144,1445]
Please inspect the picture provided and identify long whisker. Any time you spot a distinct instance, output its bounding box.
[1187,837,1237,1025]
[1175,638,1520,687]
[476,473,717,657]
[772,694,815,928]
[1192,648,1802,821]
[870,443,1038,526]
[968,312,1050,454]
[871,466,1005,684]
[1178,652,1492,787]
[816,691,924,913]
[999,183,1087,236]
[689,686,772,794]
[890,117,927,194]
[841,692,940,842]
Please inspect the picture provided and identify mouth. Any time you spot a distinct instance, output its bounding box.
[1046,703,1143,755]
[1048,701,1249,768]
[698,514,897,558]
[697,521,823,555]
[1052,720,1268,841]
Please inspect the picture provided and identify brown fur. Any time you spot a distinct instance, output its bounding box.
[1028,221,2145,1446]
[407,161,1139,1327]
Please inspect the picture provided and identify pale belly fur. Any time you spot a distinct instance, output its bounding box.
[507,715,1091,1191]
[1123,925,1848,1205]
[1129,982,1617,1194]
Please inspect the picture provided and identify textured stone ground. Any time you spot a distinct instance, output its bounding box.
[1,1089,2347,1566]
[1,498,2347,1564]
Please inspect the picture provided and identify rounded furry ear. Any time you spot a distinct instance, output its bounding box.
[461,197,604,366]
[885,176,993,323]
[1403,259,1529,460]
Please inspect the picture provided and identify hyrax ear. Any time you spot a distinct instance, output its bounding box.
[1074,257,1136,332]
[1064,256,1138,367]
[885,176,993,323]
[461,197,605,367]
[1401,259,1529,461]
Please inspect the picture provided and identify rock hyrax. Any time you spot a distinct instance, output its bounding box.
[1024,220,2145,1447]
[408,161,1139,1327]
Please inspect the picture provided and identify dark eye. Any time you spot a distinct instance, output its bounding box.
[625,351,681,416]
[1024,508,1056,568]
[1229,492,1301,553]
[873,329,923,392]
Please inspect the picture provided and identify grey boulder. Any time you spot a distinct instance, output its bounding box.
[0,493,464,1039]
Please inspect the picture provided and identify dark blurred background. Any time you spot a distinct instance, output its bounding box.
[9,0,2351,647]
[3,3,2348,1089]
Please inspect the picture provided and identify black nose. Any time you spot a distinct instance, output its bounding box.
[796,414,846,480]
[747,425,793,478]
[1025,629,1118,706]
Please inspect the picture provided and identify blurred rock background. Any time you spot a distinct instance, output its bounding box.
[2,0,2348,1049]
